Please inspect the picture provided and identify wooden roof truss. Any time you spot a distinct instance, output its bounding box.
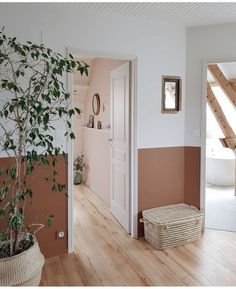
[207,64,236,151]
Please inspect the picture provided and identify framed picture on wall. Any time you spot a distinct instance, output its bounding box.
[161,75,181,113]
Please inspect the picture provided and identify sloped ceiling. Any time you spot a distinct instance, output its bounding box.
[71,2,236,27]
[207,62,236,82]
[207,62,236,139]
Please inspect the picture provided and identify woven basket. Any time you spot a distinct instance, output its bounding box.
[141,203,203,250]
[0,238,45,286]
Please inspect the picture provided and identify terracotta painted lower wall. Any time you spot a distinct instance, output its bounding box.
[184,147,201,209]
[0,155,68,258]
[138,146,200,236]
[0,147,201,256]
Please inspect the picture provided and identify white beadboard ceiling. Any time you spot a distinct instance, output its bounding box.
[73,2,236,27]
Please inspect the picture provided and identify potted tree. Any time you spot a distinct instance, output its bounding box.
[0,28,88,286]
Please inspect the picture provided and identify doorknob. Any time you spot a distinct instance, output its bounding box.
[108,138,113,142]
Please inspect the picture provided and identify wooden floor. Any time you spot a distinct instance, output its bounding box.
[41,185,236,286]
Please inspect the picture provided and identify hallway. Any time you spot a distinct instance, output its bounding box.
[41,185,236,286]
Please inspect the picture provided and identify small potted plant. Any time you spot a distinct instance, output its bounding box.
[73,155,85,185]
[0,28,88,286]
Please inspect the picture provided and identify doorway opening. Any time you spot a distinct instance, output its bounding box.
[204,61,236,231]
[67,50,137,252]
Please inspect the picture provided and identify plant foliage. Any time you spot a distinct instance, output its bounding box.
[0,28,89,257]
[73,155,85,173]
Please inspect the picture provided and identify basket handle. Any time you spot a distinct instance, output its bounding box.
[163,224,169,230]
[189,205,203,214]
[140,218,155,229]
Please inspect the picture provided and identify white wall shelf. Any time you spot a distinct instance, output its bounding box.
[82,126,111,132]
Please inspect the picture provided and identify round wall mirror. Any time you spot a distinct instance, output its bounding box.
[92,93,100,115]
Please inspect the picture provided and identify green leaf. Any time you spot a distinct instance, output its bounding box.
[0,208,4,218]
[68,109,75,117]
[66,120,71,128]
[70,132,75,139]
[42,53,48,58]
[52,184,57,192]
[47,215,54,227]
[0,186,9,200]
[74,107,81,114]
[6,167,16,180]
[0,231,8,241]
[3,110,8,118]
[25,189,33,198]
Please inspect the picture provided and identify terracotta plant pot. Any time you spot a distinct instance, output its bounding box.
[0,238,45,286]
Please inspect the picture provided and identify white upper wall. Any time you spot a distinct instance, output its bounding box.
[0,3,186,149]
[186,22,236,146]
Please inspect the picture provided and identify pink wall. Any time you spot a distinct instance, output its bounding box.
[82,58,126,205]
[85,58,125,130]
[82,127,111,205]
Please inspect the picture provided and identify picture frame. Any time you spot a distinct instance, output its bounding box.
[161,75,181,113]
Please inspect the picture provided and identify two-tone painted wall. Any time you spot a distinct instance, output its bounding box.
[0,3,204,256]
[185,23,236,212]
[138,146,200,235]
[186,22,236,148]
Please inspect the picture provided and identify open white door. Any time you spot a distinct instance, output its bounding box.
[110,62,130,233]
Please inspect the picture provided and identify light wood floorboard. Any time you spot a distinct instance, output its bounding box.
[40,185,236,286]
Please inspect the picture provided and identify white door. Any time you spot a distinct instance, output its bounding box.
[110,62,130,233]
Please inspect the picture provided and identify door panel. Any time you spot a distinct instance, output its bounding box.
[110,62,130,233]
[114,77,125,142]
[114,168,125,209]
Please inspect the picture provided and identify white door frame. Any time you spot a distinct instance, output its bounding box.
[66,48,138,253]
[200,57,236,226]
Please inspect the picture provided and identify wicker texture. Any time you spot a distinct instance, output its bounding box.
[0,239,45,286]
[141,203,203,250]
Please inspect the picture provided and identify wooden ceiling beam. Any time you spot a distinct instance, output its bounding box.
[207,82,236,150]
[208,64,236,108]
[229,78,236,84]
[225,138,236,150]
[208,81,219,87]
[220,138,228,148]
[220,138,236,150]
[209,79,236,87]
